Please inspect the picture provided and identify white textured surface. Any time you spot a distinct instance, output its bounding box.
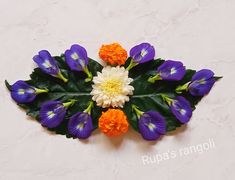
[0,0,235,179]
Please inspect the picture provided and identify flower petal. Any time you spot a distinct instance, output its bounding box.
[33,50,59,76]
[99,43,127,65]
[138,111,166,141]
[189,69,215,96]
[70,44,88,62]
[10,80,36,103]
[157,60,186,80]
[65,44,88,71]
[39,101,66,128]
[99,109,129,136]
[170,96,192,123]
[38,50,57,66]
[130,43,155,64]
[191,69,214,82]
[90,66,134,108]
[189,79,215,96]
[68,112,93,139]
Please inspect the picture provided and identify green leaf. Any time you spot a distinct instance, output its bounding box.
[214,76,223,81]
[5,80,11,90]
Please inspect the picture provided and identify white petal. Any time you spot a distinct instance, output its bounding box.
[90,66,134,108]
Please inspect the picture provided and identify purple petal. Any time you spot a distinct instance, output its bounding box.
[130,43,155,64]
[170,96,192,123]
[33,50,59,76]
[189,79,215,96]
[157,60,186,81]
[189,69,215,96]
[191,69,214,82]
[38,50,56,66]
[68,112,93,139]
[65,44,88,72]
[138,111,166,141]
[10,80,36,103]
[39,101,66,128]
[70,44,88,61]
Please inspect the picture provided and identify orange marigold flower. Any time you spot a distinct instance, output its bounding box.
[98,109,129,136]
[99,43,127,65]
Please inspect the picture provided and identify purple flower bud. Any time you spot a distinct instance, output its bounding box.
[188,69,215,96]
[33,50,60,76]
[65,44,89,71]
[10,80,48,103]
[130,43,155,64]
[33,50,68,82]
[138,111,166,141]
[68,112,93,139]
[39,101,67,128]
[170,96,192,123]
[11,81,36,103]
[157,60,186,80]
[148,60,186,83]
[65,44,92,82]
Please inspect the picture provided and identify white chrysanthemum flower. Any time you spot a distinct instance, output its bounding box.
[90,66,134,108]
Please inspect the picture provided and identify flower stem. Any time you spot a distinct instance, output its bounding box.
[175,82,190,94]
[126,59,138,71]
[63,99,77,108]
[57,72,68,83]
[83,66,93,82]
[84,101,94,115]
[148,73,161,83]
[35,88,49,94]
[131,104,144,118]
[160,94,173,106]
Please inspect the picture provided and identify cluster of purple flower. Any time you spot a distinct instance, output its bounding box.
[128,43,216,140]
[10,45,94,139]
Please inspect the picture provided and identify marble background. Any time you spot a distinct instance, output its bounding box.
[0,0,235,179]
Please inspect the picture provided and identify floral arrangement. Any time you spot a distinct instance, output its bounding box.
[5,43,221,141]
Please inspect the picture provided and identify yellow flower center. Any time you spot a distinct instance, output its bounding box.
[148,123,156,131]
[18,89,25,94]
[100,79,122,95]
[47,111,55,119]
[198,78,206,84]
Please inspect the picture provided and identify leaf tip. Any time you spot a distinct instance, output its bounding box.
[5,80,11,91]
[214,76,223,81]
